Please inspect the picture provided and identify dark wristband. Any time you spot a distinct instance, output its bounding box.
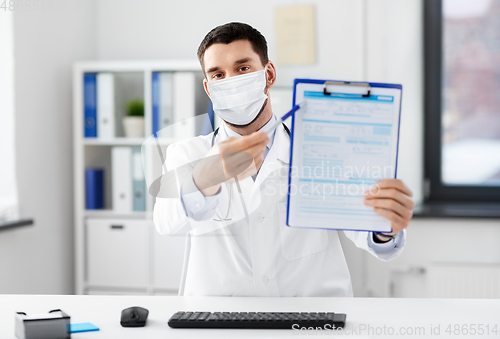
[373,232,395,243]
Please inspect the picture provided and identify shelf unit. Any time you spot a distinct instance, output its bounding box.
[73,60,207,295]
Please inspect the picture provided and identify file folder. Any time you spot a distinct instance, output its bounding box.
[85,168,104,210]
[83,73,97,138]
[112,147,132,212]
[97,73,115,139]
[132,147,146,211]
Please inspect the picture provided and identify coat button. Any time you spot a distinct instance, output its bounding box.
[260,277,269,285]
[258,215,265,223]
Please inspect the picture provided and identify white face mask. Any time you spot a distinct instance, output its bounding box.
[207,69,268,126]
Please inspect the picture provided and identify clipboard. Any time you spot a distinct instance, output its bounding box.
[286,79,403,232]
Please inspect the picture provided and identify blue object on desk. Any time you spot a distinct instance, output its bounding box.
[70,323,99,333]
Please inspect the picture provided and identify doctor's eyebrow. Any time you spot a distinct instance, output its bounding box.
[206,58,254,75]
[205,57,256,76]
[233,57,253,65]
[207,66,220,74]
[206,66,221,75]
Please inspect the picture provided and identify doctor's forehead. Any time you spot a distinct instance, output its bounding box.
[203,39,261,72]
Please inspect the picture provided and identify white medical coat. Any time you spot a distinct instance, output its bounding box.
[153,124,406,297]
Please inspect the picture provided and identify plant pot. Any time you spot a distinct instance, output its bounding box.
[123,116,144,138]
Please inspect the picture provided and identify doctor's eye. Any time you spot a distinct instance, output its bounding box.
[238,66,250,72]
[212,73,224,80]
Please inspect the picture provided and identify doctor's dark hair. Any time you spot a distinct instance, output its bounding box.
[197,22,269,76]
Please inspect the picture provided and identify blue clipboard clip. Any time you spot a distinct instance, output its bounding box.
[323,81,371,98]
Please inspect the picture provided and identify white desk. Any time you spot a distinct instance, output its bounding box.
[0,295,499,338]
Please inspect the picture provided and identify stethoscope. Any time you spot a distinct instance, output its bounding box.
[211,124,290,222]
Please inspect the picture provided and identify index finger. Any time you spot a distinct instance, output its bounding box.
[368,179,413,197]
[222,131,269,150]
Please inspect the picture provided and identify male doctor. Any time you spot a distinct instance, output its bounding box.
[153,22,415,297]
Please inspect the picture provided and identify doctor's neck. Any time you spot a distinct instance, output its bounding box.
[224,98,273,136]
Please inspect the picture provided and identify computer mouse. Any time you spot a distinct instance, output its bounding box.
[120,306,149,327]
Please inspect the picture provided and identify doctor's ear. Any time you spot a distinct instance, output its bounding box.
[264,61,277,89]
[203,78,210,98]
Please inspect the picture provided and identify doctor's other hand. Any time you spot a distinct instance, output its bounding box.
[192,131,270,196]
[363,179,415,237]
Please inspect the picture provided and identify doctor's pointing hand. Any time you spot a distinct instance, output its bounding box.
[192,131,270,197]
[153,22,414,297]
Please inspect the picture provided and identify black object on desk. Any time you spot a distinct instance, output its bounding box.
[168,311,346,329]
[120,306,149,327]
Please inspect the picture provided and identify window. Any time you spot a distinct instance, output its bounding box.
[424,0,500,202]
[0,10,19,222]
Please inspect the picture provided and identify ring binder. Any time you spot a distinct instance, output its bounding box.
[323,81,371,97]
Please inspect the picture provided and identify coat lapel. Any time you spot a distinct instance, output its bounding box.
[251,124,290,198]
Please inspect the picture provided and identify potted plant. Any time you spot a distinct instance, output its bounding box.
[123,98,144,138]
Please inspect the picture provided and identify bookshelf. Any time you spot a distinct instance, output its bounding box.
[73,60,209,295]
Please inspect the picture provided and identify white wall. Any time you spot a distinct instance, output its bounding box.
[0,10,18,221]
[366,0,424,205]
[365,218,500,298]
[95,0,366,84]
[0,0,97,294]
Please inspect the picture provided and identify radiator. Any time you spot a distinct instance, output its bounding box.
[427,263,500,299]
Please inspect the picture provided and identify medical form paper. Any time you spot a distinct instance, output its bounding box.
[287,80,402,232]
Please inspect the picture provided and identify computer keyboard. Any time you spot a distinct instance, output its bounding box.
[167,311,346,329]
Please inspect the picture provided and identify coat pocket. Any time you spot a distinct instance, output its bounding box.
[278,202,329,261]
